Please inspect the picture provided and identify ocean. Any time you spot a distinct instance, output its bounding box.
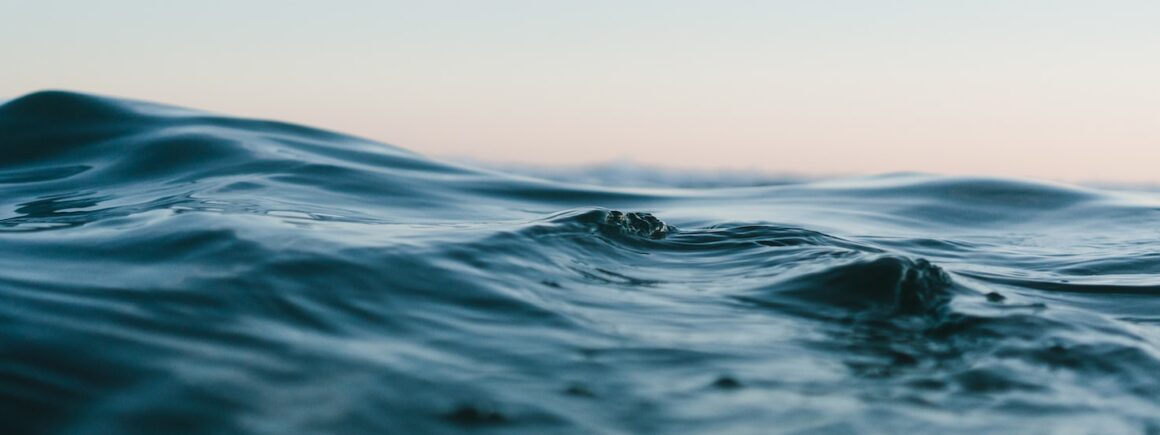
[2,91,1159,434]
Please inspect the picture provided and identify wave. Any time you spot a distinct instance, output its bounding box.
[2,91,1160,434]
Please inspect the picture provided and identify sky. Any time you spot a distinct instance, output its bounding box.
[2,0,1158,182]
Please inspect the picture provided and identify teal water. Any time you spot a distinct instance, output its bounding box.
[2,91,1160,434]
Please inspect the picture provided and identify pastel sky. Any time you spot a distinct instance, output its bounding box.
[3,1,1158,182]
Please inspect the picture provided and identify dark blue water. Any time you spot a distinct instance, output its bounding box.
[3,91,1160,434]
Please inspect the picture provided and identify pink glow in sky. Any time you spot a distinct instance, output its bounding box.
[3,1,1158,182]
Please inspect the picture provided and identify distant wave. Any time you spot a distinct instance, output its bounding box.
[456,159,811,188]
[2,91,1160,434]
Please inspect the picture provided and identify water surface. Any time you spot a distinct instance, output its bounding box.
[2,91,1159,434]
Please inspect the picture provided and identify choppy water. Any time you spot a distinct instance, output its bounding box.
[2,91,1160,434]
